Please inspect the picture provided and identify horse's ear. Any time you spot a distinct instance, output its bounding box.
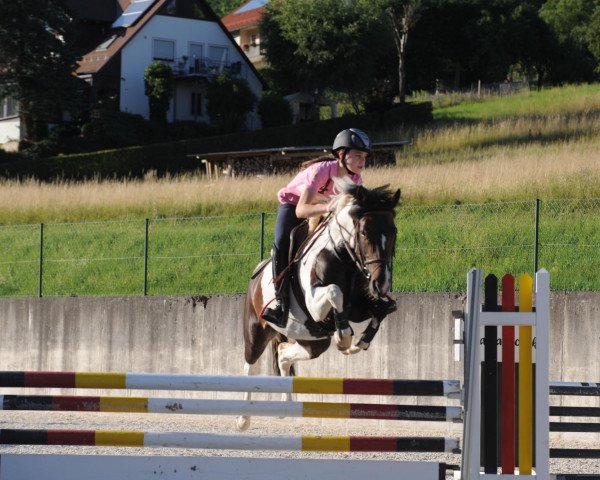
[392,189,401,207]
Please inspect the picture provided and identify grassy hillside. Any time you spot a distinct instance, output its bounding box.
[0,84,598,294]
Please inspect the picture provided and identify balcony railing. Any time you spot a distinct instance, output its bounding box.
[169,56,243,79]
[241,44,263,61]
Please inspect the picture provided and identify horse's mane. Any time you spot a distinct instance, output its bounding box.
[333,177,399,217]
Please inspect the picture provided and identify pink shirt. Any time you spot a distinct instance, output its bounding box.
[277,159,363,205]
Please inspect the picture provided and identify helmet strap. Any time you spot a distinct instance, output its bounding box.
[340,150,357,176]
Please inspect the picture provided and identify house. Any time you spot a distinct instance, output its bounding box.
[221,0,267,68]
[0,98,20,151]
[0,0,264,149]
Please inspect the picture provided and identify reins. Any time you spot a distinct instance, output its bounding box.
[331,210,393,281]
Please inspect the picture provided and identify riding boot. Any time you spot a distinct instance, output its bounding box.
[262,245,290,328]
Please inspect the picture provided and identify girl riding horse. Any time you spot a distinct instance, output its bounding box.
[262,128,396,328]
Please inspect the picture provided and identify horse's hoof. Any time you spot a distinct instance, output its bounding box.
[334,329,353,350]
[342,343,368,355]
[236,415,251,431]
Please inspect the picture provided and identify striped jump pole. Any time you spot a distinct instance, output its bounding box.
[0,372,461,398]
[0,395,462,422]
[550,382,600,396]
[0,429,461,453]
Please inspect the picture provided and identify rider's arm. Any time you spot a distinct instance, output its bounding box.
[295,186,330,219]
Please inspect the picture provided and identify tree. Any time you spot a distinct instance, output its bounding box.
[144,62,174,123]
[540,0,600,79]
[586,8,600,71]
[381,0,420,104]
[405,0,528,91]
[206,0,246,17]
[507,1,560,88]
[0,0,79,142]
[257,93,292,128]
[262,0,397,115]
[206,75,256,132]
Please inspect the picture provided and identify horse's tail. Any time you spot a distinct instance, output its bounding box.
[271,333,295,377]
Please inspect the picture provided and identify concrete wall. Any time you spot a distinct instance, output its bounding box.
[1,292,597,385]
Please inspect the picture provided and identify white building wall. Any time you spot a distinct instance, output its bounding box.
[120,15,262,128]
[0,117,21,146]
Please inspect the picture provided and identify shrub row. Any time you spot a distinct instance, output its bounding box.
[0,102,431,181]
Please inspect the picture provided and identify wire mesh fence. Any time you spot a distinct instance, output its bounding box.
[0,198,597,297]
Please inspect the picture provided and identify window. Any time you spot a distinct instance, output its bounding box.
[6,97,17,117]
[0,97,18,119]
[250,33,258,46]
[189,43,203,60]
[191,92,202,115]
[153,39,175,61]
[208,46,228,68]
[96,34,117,51]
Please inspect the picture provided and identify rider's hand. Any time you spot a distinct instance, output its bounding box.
[327,199,337,213]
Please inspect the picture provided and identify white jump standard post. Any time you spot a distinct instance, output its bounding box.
[460,268,550,479]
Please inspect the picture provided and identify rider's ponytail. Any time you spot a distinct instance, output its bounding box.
[300,155,336,171]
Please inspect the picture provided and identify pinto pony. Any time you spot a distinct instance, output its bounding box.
[237,181,400,430]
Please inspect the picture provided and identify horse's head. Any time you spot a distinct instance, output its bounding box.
[333,180,401,299]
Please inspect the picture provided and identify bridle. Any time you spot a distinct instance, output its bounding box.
[330,210,394,281]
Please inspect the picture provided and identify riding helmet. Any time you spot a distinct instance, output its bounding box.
[332,128,371,155]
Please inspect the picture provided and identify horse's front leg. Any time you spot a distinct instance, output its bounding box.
[305,284,353,350]
[341,317,381,355]
[340,296,397,355]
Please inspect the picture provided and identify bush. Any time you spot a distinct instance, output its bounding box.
[167,121,214,140]
[0,148,23,164]
[144,62,174,123]
[258,93,293,128]
[207,75,256,133]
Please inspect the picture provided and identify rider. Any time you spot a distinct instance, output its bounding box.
[262,128,395,327]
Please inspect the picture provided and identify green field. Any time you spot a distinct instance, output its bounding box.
[1,84,599,295]
[1,198,597,296]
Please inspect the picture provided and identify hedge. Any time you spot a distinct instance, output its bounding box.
[0,102,431,181]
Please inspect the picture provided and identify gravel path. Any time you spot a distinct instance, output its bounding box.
[1,411,598,478]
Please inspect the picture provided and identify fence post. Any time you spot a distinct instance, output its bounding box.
[534,199,540,279]
[260,212,265,261]
[38,223,43,298]
[143,218,149,296]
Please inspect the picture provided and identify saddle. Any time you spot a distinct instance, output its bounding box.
[249,220,311,281]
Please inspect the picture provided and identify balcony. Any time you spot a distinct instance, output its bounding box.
[241,44,262,59]
[169,56,243,80]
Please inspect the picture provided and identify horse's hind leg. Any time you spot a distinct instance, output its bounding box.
[236,360,260,431]
[237,279,277,431]
[276,339,331,402]
[276,341,308,403]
